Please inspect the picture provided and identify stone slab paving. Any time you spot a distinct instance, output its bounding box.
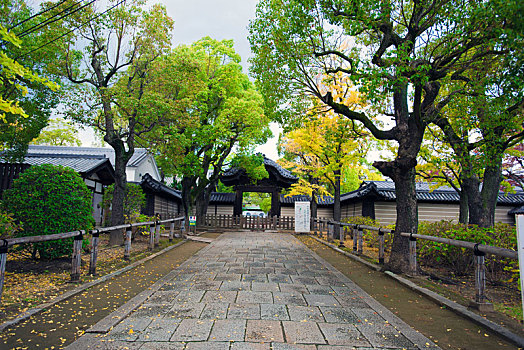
[67,232,439,349]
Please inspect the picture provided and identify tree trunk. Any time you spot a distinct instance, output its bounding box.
[333,169,341,239]
[463,176,483,227]
[464,165,502,228]
[458,190,469,224]
[479,164,502,227]
[310,177,318,219]
[195,186,213,225]
[108,142,130,246]
[310,195,318,219]
[181,177,193,230]
[371,84,424,273]
[387,165,418,273]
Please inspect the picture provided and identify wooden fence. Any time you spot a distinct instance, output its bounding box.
[312,218,518,310]
[203,214,297,231]
[0,163,31,197]
[0,217,185,302]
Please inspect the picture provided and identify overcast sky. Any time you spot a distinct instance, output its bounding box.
[165,0,257,73]
[73,0,281,159]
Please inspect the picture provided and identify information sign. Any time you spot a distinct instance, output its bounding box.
[295,201,310,233]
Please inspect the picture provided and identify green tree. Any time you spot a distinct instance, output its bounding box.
[279,112,372,234]
[147,38,270,225]
[0,0,62,161]
[433,60,524,227]
[59,1,174,244]
[31,117,81,146]
[249,0,518,272]
[2,164,93,259]
[102,183,145,224]
[416,127,470,223]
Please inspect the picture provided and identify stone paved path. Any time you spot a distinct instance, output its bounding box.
[67,232,439,349]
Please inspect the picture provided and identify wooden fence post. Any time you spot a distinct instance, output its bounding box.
[0,240,8,302]
[408,233,417,276]
[149,223,155,250]
[70,231,83,282]
[472,244,492,311]
[169,221,175,241]
[353,226,358,252]
[179,219,185,238]
[358,227,364,255]
[378,229,385,264]
[339,226,345,248]
[155,220,160,246]
[124,225,132,260]
[89,230,100,275]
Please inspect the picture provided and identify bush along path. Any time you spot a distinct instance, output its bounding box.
[298,235,521,350]
[0,239,208,349]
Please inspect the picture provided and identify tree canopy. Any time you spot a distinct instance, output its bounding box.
[58,0,174,242]
[0,0,61,161]
[145,38,271,223]
[249,0,521,272]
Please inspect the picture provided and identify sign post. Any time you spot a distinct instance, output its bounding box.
[516,214,524,320]
[294,201,310,233]
[189,216,197,235]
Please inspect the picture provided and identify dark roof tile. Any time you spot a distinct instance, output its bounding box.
[26,145,150,167]
[140,174,181,199]
[210,192,236,204]
[341,181,524,205]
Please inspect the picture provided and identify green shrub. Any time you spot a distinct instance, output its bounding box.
[0,209,21,239]
[133,213,156,237]
[343,216,393,250]
[102,183,145,224]
[2,164,93,259]
[417,221,517,281]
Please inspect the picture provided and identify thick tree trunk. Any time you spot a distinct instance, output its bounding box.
[108,142,131,246]
[181,177,193,230]
[382,164,418,273]
[371,84,425,274]
[195,186,213,226]
[458,190,469,224]
[480,165,502,227]
[333,170,341,239]
[464,163,502,228]
[463,176,484,227]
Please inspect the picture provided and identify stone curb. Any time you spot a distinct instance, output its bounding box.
[0,239,187,333]
[308,234,524,348]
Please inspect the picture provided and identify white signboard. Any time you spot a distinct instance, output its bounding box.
[516,215,524,320]
[295,201,310,233]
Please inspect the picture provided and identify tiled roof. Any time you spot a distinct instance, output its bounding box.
[341,181,524,205]
[140,173,181,199]
[263,157,297,181]
[26,145,150,167]
[22,153,110,175]
[222,155,298,182]
[280,194,334,205]
[509,206,524,215]
[210,192,236,204]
